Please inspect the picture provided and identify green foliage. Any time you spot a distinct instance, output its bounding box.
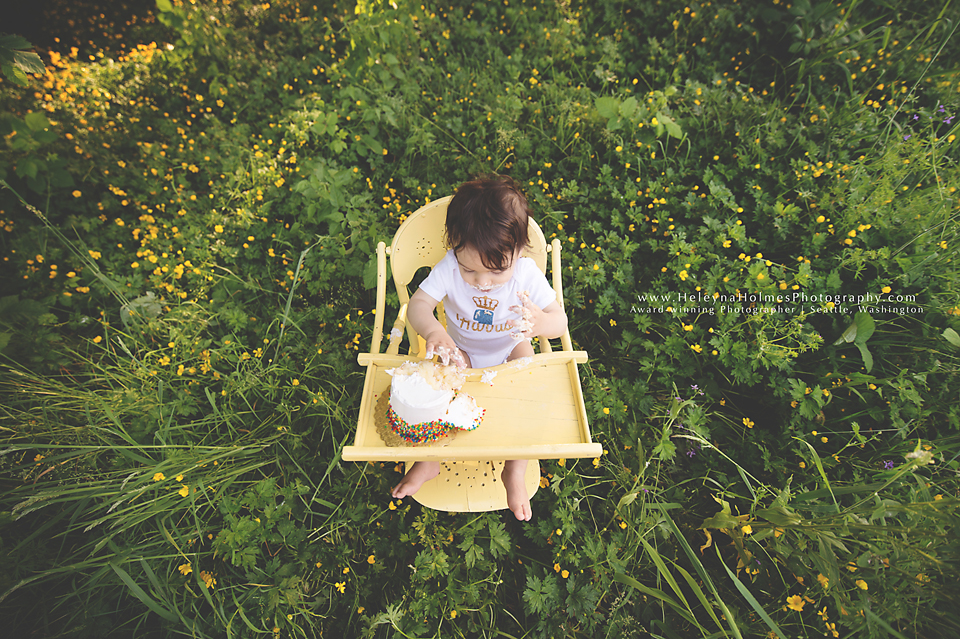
[1,0,959,637]
[0,34,45,86]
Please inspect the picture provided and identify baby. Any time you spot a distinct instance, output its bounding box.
[390,175,569,521]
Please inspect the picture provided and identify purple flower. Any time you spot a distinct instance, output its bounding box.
[904,134,911,140]
[945,116,955,124]
[686,449,697,458]
[690,384,699,390]
[882,460,895,470]
[913,114,920,120]
[938,105,945,112]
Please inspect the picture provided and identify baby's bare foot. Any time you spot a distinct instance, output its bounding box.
[502,460,532,521]
[391,461,440,499]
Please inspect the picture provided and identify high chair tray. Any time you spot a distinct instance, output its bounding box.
[344,352,601,462]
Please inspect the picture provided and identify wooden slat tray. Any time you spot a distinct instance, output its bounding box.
[344,352,601,462]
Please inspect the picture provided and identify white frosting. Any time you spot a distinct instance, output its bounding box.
[480,369,498,386]
[471,282,506,293]
[444,393,483,430]
[390,371,453,425]
[511,290,534,340]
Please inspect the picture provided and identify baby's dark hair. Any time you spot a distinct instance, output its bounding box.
[444,175,530,271]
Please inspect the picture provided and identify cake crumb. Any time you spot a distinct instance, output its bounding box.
[480,369,498,386]
[510,357,532,369]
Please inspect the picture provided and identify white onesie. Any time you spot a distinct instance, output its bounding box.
[418,250,557,368]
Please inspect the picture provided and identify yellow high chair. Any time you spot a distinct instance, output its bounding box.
[344,196,602,512]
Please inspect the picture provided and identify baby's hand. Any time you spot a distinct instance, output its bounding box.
[508,292,542,340]
[423,330,467,368]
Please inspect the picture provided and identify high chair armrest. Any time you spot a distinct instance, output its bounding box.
[549,238,575,352]
[385,304,408,355]
[368,241,388,354]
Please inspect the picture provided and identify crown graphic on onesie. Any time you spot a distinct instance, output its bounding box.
[472,295,498,311]
[386,360,484,444]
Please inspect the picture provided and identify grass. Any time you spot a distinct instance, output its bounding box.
[1,0,960,636]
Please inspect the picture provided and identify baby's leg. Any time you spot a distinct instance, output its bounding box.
[507,339,534,361]
[391,461,440,499]
[503,342,535,519]
[502,460,532,520]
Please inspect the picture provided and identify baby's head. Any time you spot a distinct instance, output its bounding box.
[445,175,530,271]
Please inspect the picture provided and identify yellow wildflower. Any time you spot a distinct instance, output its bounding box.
[200,571,216,589]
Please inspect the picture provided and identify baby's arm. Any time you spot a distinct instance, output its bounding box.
[407,289,465,366]
[509,295,568,340]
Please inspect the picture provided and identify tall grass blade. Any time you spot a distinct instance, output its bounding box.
[611,572,698,626]
[714,546,786,639]
[796,438,839,512]
[639,537,709,634]
[109,561,179,622]
[864,608,911,639]
[656,505,743,638]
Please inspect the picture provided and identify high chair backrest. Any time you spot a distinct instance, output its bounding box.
[390,195,549,355]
